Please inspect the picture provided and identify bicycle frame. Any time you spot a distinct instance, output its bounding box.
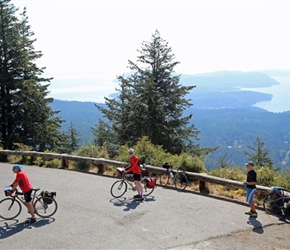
[165,166,186,184]
[8,189,39,207]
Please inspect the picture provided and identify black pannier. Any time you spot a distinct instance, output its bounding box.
[40,190,56,205]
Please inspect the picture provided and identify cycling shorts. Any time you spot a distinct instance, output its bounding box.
[133,173,141,181]
[24,189,33,203]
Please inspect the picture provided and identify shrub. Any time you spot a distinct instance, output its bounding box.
[73,145,110,173]
[209,167,246,182]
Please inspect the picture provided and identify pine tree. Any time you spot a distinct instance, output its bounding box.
[245,137,274,168]
[96,30,200,155]
[0,1,62,153]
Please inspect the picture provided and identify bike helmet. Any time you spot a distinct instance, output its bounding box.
[12,164,22,171]
[128,148,134,154]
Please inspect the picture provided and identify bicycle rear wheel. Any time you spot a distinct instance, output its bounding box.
[174,172,188,192]
[0,197,22,220]
[263,192,282,215]
[34,196,58,218]
[158,171,169,187]
[111,180,127,198]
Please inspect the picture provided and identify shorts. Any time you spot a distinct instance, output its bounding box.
[24,189,33,203]
[246,188,256,203]
[133,173,141,181]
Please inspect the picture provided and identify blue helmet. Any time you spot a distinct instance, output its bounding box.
[12,164,22,171]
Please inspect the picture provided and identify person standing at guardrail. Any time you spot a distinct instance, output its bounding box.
[8,164,36,224]
[125,148,144,201]
[244,162,258,218]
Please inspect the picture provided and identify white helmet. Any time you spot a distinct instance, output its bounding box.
[128,148,134,154]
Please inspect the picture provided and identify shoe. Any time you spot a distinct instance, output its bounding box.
[245,211,253,215]
[137,197,144,202]
[250,212,258,218]
[134,194,140,199]
[25,218,36,224]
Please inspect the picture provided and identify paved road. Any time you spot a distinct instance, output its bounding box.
[0,163,281,249]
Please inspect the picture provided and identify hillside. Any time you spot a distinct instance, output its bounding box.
[49,71,290,170]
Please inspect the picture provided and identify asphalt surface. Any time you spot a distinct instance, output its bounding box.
[0,163,284,249]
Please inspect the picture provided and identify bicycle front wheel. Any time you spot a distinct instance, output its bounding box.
[174,172,188,192]
[111,180,127,198]
[159,171,169,187]
[263,192,282,215]
[34,197,58,218]
[0,197,22,220]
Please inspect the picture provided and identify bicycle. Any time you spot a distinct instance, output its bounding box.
[110,166,156,198]
[263,186,290,218]
[0,186,58,220]
[158,163,189,191]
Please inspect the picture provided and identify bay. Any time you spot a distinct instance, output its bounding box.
[242,75,290,113]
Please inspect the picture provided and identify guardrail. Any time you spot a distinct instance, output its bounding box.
[0,149,272,193]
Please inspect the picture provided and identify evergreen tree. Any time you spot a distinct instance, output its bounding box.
[0,1,62,153]
[244,137,274,168]
[67,122,80,153]
[96,30,200,155]
[56,122,80,154]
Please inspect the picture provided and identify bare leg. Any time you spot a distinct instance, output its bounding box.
[26,201,36,219]
[249,202,256,213]
[134,180,143,197]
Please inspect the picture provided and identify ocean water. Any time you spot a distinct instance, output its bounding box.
[242,75,290,113]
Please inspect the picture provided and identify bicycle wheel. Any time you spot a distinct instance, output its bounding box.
[174,172,188,192]
[0,198,22,220]
[263,192,282,215]
[34,196,58,218]
[142,179,155,196]
[159,171,169,187]
[110,180,127,198]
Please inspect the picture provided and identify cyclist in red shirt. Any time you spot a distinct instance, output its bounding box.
[125,148,144,201]
[8,164,36,224]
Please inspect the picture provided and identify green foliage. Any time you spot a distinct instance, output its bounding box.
[7,143,32,164]
[256,166,290,189]
[95,30,202,155]
[34,157,61,169]
[72,145,109,171]
[0,2,62,151]
[114,136,206,172]
[178,152,206,173]
[209,167,246,182]
[56,122,80,154]
[245,137,274,168]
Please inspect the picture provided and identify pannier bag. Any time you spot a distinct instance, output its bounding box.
[4,185,12,196]
[117,167,125,177]
[146,177,156,189]
[162,162,172,169]
[40,189,56,205]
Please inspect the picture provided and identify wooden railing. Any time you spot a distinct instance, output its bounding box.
[0,149,272,193]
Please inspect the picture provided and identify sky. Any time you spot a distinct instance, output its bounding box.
[12,0,290,103]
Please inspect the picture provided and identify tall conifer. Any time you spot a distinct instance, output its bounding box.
[0,1,62,152]
[96,30,200,154]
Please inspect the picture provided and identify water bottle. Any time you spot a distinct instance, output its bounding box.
[170,171,174,178]
[284,202,288,209]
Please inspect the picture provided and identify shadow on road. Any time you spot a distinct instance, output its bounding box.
[247,217,264,234]
[0,218,55,239]
[110,195,156,211]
